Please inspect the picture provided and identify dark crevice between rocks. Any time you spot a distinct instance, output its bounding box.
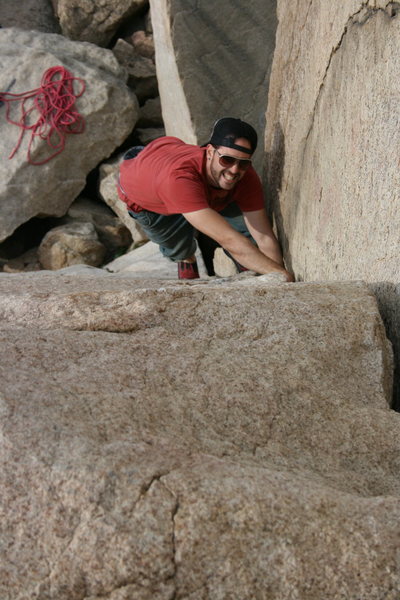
[0,216,60,261]
[108,2,150,50]
[371,282,400,411]
[263,122,292,273]
[0,164,133,272]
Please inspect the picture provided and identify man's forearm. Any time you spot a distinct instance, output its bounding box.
[182,208,294,281]
[242,208,288,272]
[257,237,284,267]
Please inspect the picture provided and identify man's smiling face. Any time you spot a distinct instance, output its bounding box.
[206,137,252,190]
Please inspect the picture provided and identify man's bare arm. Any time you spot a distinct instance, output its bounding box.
[183,208,293,281]
[242,209,284,266]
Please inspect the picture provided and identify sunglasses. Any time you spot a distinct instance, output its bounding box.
[213,148,252,170]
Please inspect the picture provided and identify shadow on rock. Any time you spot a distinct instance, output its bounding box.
[371,280,400,410]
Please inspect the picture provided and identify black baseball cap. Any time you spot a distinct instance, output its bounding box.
[207,117,257,155]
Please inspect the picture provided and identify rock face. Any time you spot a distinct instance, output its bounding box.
[264,2,400,404]
[1,272,399,599]
[55,0,149,47]
[150,0,277,172]
[0,28,138,243]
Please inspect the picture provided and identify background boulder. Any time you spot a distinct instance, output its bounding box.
[0,28,138,243]
[38,222,106,269]
[55,0,149,47]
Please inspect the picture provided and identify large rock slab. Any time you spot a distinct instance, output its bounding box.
[264,2,400,404]
[0,273,399,598]
[150,0,277,173]
[0,28,138,243]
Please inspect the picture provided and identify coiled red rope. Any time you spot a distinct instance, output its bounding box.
[0,65,86,165]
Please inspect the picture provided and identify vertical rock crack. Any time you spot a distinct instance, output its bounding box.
[305,2,398,145]
[159,478,180,600]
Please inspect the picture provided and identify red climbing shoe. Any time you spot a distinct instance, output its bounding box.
[178,260,200,279]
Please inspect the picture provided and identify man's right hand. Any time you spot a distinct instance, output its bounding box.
[183,208,294,280]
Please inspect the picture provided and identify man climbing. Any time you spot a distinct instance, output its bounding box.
[117,117,294,281]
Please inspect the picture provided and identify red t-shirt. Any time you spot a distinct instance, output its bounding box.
[118,136,264,214]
